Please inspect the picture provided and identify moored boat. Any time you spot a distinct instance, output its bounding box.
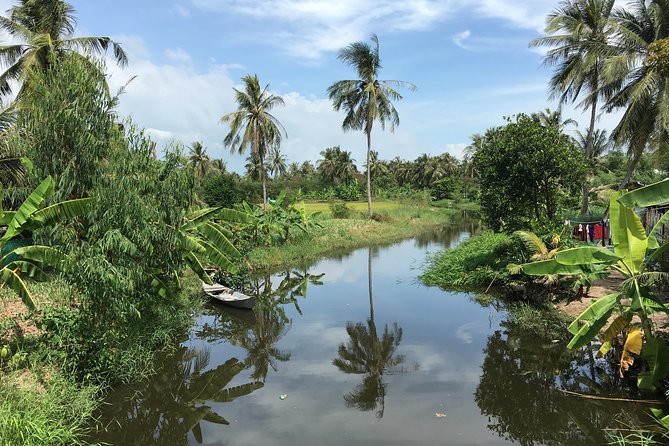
[202,282,255,310]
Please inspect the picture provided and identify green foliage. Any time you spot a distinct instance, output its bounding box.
[337,180,363,201]
[200,172,243,208]
[421,231,519,288]
[18,54,119,201]
[516,179,669,391]
[474,113,585,232]
[0,370,99,446]
[431,177,462,200]
[330,201,352,219]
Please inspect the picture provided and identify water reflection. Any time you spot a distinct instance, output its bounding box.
[475,317,656,446]
[93,347,263,446]
[333,247,408,418]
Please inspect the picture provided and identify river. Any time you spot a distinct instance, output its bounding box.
[91,220,656,445]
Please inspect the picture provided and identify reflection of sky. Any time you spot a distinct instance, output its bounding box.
[189,229,515,446]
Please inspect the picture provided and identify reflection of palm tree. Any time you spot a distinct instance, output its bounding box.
[333,247,406,418]
[94,348,262,445]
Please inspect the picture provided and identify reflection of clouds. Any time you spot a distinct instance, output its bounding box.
[401,343,482,385]
[282,321,347,351]
[311,250,367,284]
[456,322,481,344]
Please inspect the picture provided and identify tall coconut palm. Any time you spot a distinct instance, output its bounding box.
[210,158,227,173]
[604,0,669,189]
[268,146,287,179]
[221,74,286,209]
[187,141,210,179]
[0,0,128,97]
[575,128,614,179]
[327,34,415,217]
[532,107,578,130]
[531,0,617,214]
[244,154,263,181]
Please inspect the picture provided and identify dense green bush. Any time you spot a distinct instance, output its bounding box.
[200,172,243,207]
[431,177,462,200]
[330,201,352,219]
[421,231,520,288]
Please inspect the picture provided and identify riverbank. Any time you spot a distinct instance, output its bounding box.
[246,203,466,271]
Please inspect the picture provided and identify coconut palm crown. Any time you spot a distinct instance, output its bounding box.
[327,34,415,217]
[221,74,286,209]
[0,0,128,97]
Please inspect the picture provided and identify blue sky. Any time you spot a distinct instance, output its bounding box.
[4,0,626,172]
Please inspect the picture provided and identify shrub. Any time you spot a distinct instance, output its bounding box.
[200,172,243,208]
[330,201,352,219]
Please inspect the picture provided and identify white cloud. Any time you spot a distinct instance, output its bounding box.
[164,47,192,64]
[452,30,471,50]
[443,143,468,159]
[189,0,560,60]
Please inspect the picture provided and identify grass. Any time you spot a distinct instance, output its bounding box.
[0,368,99,446]
[247,201,460,271]
[302,200,408,216]
[420,231,518,289]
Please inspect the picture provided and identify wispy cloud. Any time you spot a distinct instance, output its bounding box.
[164,47,192,64]
[169,4,191,18]
[453,30,471,50]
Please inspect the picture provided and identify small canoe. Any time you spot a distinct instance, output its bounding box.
[203,282,255,310]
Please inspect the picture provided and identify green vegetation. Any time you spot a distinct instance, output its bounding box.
[327,33,415,216]
[421,231,517,289]
[247,204,458,271]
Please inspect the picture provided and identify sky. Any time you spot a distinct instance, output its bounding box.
[0,0,628,173]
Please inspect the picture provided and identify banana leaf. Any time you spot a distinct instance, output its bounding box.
[554,246,622,265]
[4,261,47,281]
[0,267,35,310]
[638,337,669,391]
[186,252,212,285]
[567,293,620,350]
[610,192,647,274]
[519,259,589,276]
[618,178,669,208]
[2,176,53,241]
[26,197,94,229]
[198,240,237,273]
[13,245,67,270]
[199,222,240,259]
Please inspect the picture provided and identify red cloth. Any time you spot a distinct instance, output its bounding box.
[593,224,603,241]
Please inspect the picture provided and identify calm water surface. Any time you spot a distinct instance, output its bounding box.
[92,221,657,446]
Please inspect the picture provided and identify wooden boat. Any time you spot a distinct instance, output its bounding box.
[202,282,255,310]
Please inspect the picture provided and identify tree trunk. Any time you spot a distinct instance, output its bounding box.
[619,149,641,190]
[260,153,267,210]
[582,93,598,215]
[366,130,373,217]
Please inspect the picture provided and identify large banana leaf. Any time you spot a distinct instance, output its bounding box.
[618,178,669,208]
[0,267,35,310]
[553,247,622,265]
[0,211,14,225]
[12,246,67,270]
[26,197,94,230]
[214,207,252,223]
[519,259,589,276]
[609,192,647,274]
[638,337,669,391]
[183,207,222,231]
[4,261,47,281]
[597,313,632,358]
[186,252,212,285]
[566,293,619,350]
[199,222,240,259]
[211,382,264,403]
[198,240,237,273]
[2,176,53,241]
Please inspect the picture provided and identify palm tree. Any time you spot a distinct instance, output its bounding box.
[532,107,578,130]
[221,74,286,209]
[244,154,263,181]
[604,0,669,188]
[187,141,210,179]
[210,158,227,173]
[575,128,613,179]
[531,0,617,214]
[268,146,287,179]
[336,148,358,186]
[327,34,415,217]
[0,0,128,97]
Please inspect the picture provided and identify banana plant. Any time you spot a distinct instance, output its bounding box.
[179,206,249,285]
[514,178,669,390]
[1,176,92,310]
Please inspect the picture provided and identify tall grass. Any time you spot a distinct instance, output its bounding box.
[0,370,99,446]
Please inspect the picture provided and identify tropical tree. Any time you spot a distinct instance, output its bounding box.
[0,0,128,97]
[187,141,210,179]
[327,34,415,216]
[221,74,286,209]
[532,107,578,130]
[531,0,617,214]
[604,0,669,188]
[244,154,263,181]
[210,158,227,173]
[575,128,613,179]
[317,146,357,185]
[267,146,287,179]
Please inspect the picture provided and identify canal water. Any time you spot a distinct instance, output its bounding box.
[91,221,657,445]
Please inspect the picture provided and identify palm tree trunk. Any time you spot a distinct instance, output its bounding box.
[582,94,598,215]
[619,149,641,190]
[366,130,373,217]
[260,154,267,210]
